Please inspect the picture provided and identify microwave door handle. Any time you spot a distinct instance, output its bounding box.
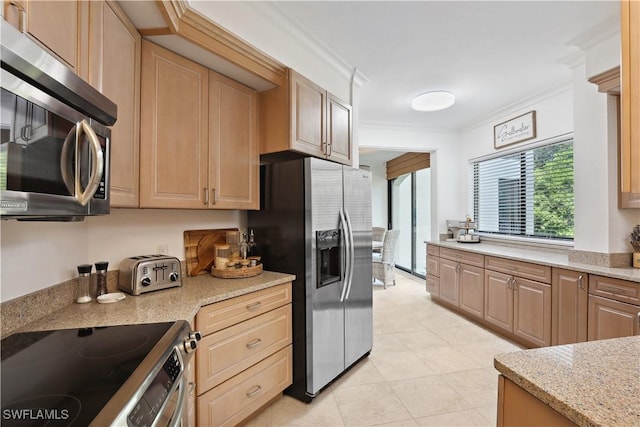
[75,120,103,206]
[60,124,77,196]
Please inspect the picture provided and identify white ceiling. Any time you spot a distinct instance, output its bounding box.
[269,1,619,132]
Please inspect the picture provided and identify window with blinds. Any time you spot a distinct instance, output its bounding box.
[469,138,574,240]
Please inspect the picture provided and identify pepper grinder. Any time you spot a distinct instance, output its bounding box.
[95,261,109,297]
[76,264,92,303]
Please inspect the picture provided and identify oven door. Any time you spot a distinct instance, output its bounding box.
[0,71,110,219]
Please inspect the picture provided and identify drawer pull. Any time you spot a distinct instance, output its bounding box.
[246,338,262,349]
[578,275,584,289]
[246,301,262,311]
[246,385,262,397]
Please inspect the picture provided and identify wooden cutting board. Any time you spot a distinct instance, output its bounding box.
[184,228,238,276]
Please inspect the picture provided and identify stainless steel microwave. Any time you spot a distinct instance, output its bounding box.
[0,23,117,221]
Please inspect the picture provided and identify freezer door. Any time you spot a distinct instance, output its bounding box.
[343,166,373,367]
[306,158,346,395]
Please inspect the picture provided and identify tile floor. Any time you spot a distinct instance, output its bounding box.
[245,270,524,427]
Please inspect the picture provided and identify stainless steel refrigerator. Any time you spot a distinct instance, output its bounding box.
[248,157,373,402]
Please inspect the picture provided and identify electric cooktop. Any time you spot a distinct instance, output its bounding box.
[1,322,174,427]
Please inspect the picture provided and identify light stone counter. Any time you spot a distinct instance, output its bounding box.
[15,271,295,334]
[494,336,640,426]
[427,241,640,283]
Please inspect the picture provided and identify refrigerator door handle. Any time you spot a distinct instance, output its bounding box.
[339,208,350,302]
[344,209,355,300]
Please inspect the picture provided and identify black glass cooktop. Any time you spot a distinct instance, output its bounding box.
[1,322,174,427]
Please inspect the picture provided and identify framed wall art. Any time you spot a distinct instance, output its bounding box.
[493,110,537,149]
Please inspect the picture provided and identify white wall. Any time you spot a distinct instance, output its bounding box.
[1,210,245,302]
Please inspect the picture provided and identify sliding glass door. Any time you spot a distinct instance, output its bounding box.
[390,168,431,278]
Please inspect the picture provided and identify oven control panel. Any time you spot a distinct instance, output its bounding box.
[128,349,182,427]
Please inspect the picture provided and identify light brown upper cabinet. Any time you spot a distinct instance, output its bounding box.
[4,0,84,74]
[88,1,141,208]
[140,40,209,209]
[620,0,640,208]
[208,70,259,210]
[260,69,352,165]
[140,41,258,210]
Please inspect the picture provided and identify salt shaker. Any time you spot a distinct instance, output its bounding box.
[95,261,108,297]
[77,264,92,303]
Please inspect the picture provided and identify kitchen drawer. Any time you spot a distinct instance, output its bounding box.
[196,304,292,394]
[439,247,484,268]
[197,283,292,336]
[197,345,292,427]
[427,244,440,257]
[426,254,440,277]
[589,275,640,306]
[484,256,551,284]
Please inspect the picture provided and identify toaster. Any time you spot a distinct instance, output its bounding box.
[118,255,182,296]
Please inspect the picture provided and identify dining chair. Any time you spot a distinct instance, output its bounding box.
[372,229,400,288]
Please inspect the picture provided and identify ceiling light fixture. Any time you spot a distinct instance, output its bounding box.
[411,91,456,112]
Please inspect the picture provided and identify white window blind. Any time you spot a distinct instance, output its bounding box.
[469,138,574,241]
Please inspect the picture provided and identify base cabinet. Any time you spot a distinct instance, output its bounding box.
[552,269,588,345]
[497,375,577,427]
[195,283,293,427]
[588,295,640,340]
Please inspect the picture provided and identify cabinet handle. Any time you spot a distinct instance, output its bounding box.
[246,385,262,397]
[455,263,460,273]
[637,312,640,328]
[578,275,584,289]
[211,188,216,205]
[246,301,262,311]
[188,382,195,395]
[512,278,517,291]
[246,338,262,349]
[9,1,27,33]
[203,187,209,205]
[327,142,333,157]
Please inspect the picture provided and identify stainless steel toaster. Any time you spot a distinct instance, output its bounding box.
[118,255,182,296]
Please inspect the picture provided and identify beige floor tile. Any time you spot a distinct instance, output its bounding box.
[475,405,498,426]
[332,382,413,426]
[413,346,485,374]
[269,393,345,426]
[372,333,411,354]
[442,368,500,408]
[413,408,492,426]
[374,418,419,426]
[395,329,451,352]
[331,356,386,389]
[389,376,472,418]
[243,405,272,427]
[370,350,436,382]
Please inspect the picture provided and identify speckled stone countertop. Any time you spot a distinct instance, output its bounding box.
[427,241,640,283]
[494,336,640,426]
[15,271,295,334]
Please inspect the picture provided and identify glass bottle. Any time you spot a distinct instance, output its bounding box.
[77,264,92,303]
[95,261,109,297]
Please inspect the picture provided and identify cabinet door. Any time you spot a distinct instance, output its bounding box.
[209,70,259,209]
[88,1,140,207]
[140,41,209,208]
[552,269,588,345]
[327,94,352,165]
[484,270,513,333]
[438,258,459,306]
[513,277,551,347]
[588,295,640,341]
[426,274,439,296]
[290,71,325,158]
[620,0,640,206]
[6,0,82,72]
[459,264,485,318]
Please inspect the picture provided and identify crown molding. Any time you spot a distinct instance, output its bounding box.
[567,15,620,51]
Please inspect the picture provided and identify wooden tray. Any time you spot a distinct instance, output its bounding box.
[211,263,263,279]
[184,228,238,276]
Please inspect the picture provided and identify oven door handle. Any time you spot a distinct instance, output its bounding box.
[167,375,188,427]
[60,120,103,206]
